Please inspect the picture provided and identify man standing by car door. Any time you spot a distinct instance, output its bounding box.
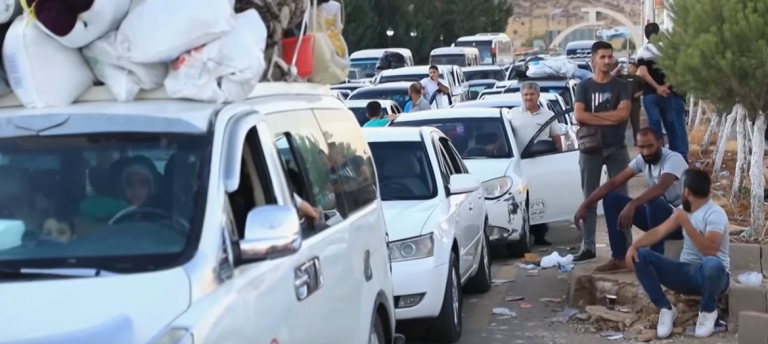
[421,65,450,108]
[572,41,632,263]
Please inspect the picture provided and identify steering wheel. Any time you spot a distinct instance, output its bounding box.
[108,206,190,233]
[380,180,416,197]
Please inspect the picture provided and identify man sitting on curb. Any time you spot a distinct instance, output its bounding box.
[574,127,686,272]
[627,168,729,338]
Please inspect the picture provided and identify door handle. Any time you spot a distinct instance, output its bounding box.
[468,202,473,212]
[295,257,323,301]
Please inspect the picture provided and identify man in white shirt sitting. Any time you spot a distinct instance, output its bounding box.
[626,168,729,339]
[420,65,450,108]
[507,81,563,245]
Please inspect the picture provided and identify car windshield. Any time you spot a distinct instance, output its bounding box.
[349,88,410,109]
[377,73,427,84]
[350,106,389,126]
[455,41,492,63]
[368,141,436,201]
[391,118,512,159]
[507,85,572,107]
[478,89,504,98]
[351,58,379,77]
[468,83,495,100]
[0,133,209,270]
[464,70,505,81]
[547,99,563,112]
[431,55,467,66]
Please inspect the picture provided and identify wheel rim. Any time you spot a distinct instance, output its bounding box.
[369,328,379,344]
[451,267,460,329]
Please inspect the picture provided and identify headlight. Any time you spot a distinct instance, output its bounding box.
[482,176,513,199]
[388,233,434,262]
[150,328,193,344]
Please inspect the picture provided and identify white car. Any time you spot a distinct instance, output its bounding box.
[346,99,403,126]
[390,108,585,255]
[373,65,467,107]
[0,83,402,344]
[363,127,491,343]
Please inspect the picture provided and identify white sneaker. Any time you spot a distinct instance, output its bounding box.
[695,310,718,337]
[657,306,678,338]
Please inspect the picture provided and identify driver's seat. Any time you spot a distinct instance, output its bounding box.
[381,154,428,195]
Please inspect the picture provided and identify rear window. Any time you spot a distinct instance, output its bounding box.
[348,89,409,109]
[350,106,389,126]
[468,83,496,100]
[430,55,467,66]
[377,73,426,84]
[391,117,512,158]
[464,69,505,81]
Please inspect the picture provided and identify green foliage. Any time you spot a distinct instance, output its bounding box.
[657,0,768,116]
[342,0,513,62]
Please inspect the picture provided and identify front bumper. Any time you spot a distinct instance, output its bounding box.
[391,257,449,320]
[485,195,525,245]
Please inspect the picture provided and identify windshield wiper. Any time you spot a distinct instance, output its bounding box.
[0,267,119,279]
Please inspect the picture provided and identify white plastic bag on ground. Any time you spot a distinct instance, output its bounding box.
[540,252,574,268]
[30,0,131,48]
[737,271,762,287]
[164,10,267,103]
[3,16,94,108]
[83,31,167,102]
[117,0,235,63]
[526,58,577,78]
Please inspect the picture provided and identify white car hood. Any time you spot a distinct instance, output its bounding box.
[0,268,190,343]
[463,159,512,183]
[382,199,440,241]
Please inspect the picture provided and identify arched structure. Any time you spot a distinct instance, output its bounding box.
[549,7,642,49]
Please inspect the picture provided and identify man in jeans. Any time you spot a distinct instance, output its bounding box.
[636,22,689,160]
[572,41,632,262]
[574,128,685,271]
[626,168,729,338]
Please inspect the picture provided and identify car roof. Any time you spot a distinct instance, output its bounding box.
[506,79,571,87]
[350,48,412,59]
[462,66,504,72]
[393,108,503,121]
[331,83,369,89]
[431,47,479,55]
[363,127,431,142]
[354,82,412,91]
[380,65,451,76]
[456,34,510,42]
[345,99,396,108]
[467,79,499,85]
[452,98,524,108]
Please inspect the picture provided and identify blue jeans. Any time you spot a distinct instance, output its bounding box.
[603,192,683,260]
[634,248,730,312]
[642,94,689,159]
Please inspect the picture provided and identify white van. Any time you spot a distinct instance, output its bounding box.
[429,47,480,67]
[351,48,414,78]
[0,83,402,344]
[565,40,597,60]
[455,34,515,65]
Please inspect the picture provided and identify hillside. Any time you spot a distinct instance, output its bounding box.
[505,0,642,43]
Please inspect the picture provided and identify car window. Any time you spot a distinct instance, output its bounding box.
[431,55,467,66]
[314,110,377,216]
[349,106,389,126]
[348,88,410,109]
[464,70,505,81]
[0,133,209,266]
[377,73,426,84]
[369,141,436,201]
[350,58,378,78]
[438,137,467,173]
[393,118,512,159]
[468,84,495,100]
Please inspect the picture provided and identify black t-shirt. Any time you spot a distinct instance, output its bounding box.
[636,52,678,96]
[575,77,631,148]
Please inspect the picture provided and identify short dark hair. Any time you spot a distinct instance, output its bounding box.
[428,65,439,72]
[366,101,382,117]
[591,41,613,55]
[636,127,660,140]
[409,82,422,94]
[682,168,711,198]
[645,23,660,39]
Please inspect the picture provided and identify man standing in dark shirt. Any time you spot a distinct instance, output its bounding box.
[572,41,632,262]
[636,23,689,161]
[620,61,645,145]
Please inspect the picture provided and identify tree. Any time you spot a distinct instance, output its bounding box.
[343,0,383,52]
[658,0,768,237]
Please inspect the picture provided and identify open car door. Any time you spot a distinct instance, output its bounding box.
[518,108,583,225]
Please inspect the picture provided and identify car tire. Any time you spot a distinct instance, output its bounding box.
[369,311,386,344]
[507,197,532,257]
[464,223,492,294]
[426,253,462,343]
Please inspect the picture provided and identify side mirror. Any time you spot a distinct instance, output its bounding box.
[449,174,481,195]
[239,205,301,263]
[524,140,558,158]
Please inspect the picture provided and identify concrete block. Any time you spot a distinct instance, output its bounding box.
[738,311,768,344]
[730,243,761,273]
[664,240,683,260]
[728,280,768,333]
[568,268,594,307]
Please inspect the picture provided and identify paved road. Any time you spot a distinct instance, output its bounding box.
[406,224,737,344]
